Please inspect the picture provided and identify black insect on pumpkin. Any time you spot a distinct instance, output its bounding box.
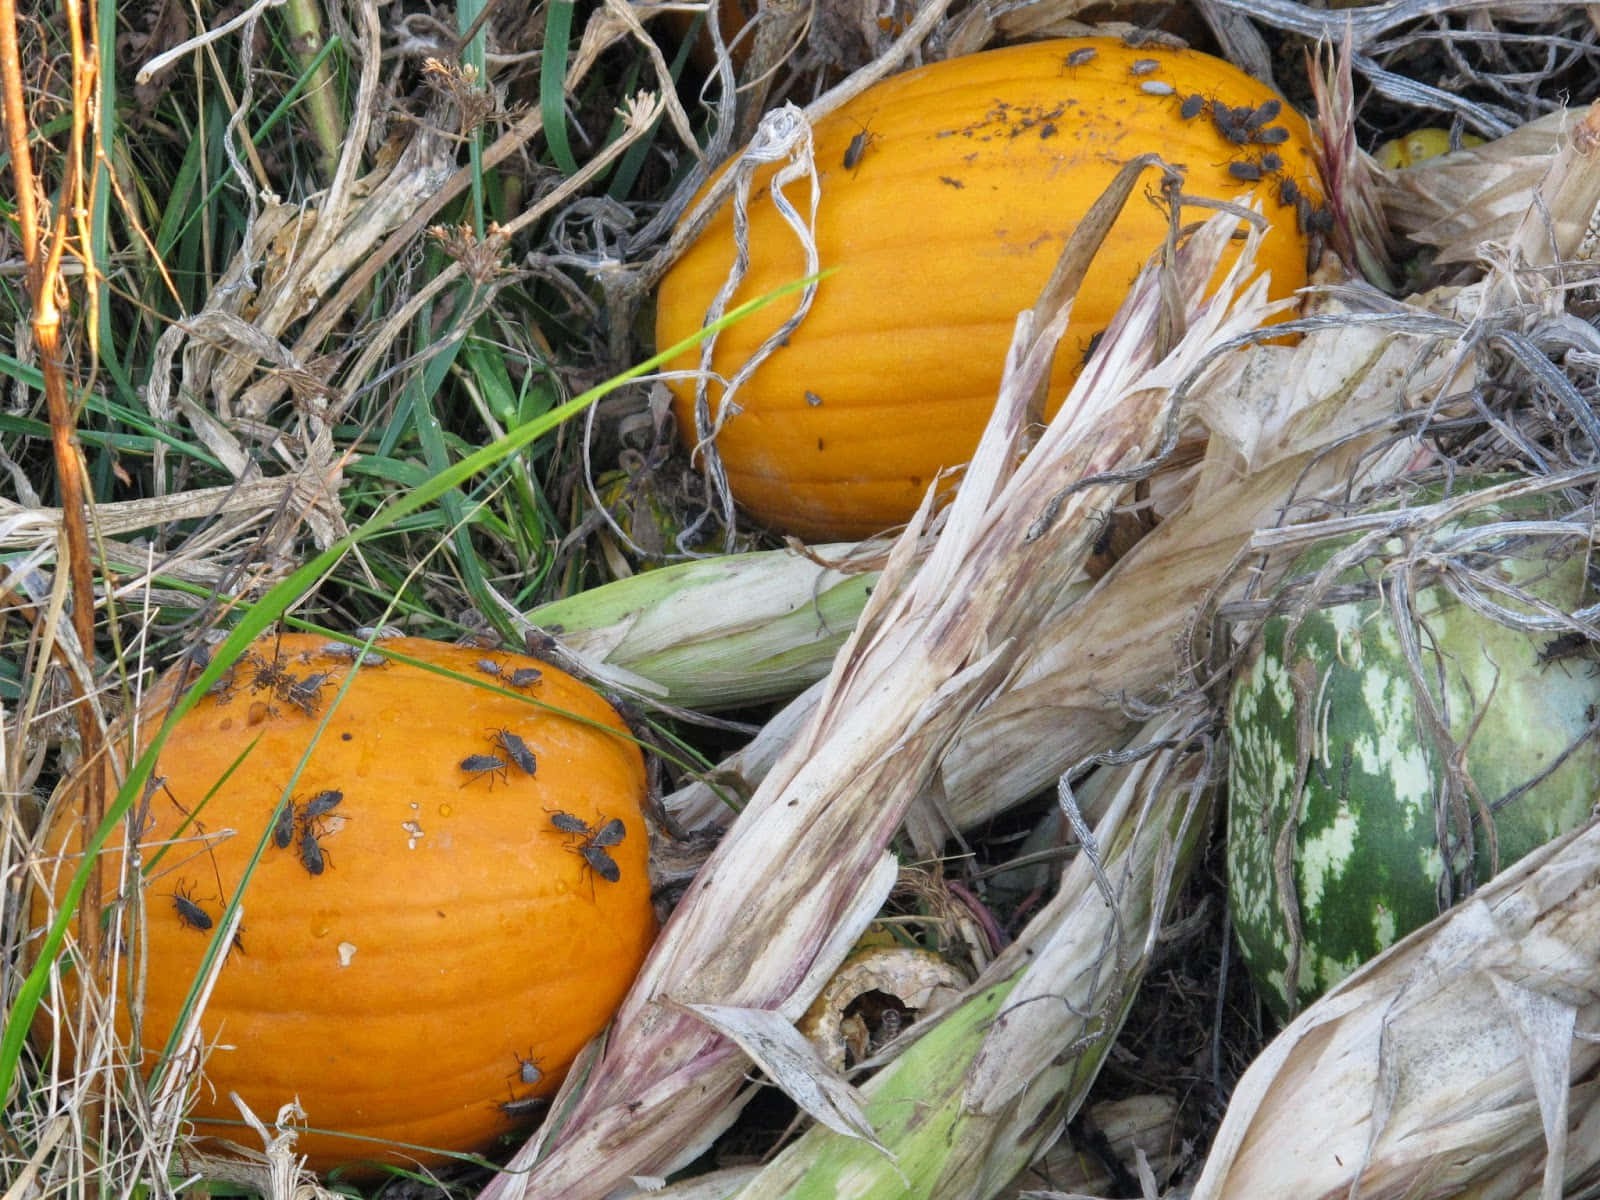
[492,730,537,776]
[287,672,335,716]
[1243,98,1282,133]
[548,809,592,838]
[299,822,328,876]
[1228,160,1264,182]
[1255,125,1291,145]
[460,754,510,788]
[1179,94,1206,120]
[273,799,297,849]
[171,882,214,932]
[843,122,879,172]
[578,843,623,885]
[302,789,344,820]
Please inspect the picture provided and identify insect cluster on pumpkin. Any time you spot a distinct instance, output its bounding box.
[547,809,627,885]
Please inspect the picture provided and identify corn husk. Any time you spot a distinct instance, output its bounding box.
[722,705,1213,1198]
[478,161,1274,1199]
[1192,819,1600,1200]
[523,542,884,709]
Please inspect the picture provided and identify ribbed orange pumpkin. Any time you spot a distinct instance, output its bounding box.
[656,37,1323,540]
[29,634,655,1173]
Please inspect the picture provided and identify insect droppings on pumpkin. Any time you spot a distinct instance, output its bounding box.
[1228,160,1264,182]
[493,729,537,776]
[1254,125,1291,145]
[1061,46,1097,70]
[273,799,297,849]
[299,823,327,876]
[172,883,213,932]
[461,754,509,788]
[1139,80,1175,97]
[303,789,344,820]
[1179,94,1206,120]
[1128,58,1159,76]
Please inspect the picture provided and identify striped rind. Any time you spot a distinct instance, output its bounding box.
[1228,503,1600,1020]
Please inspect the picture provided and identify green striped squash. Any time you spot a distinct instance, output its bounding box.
[1227,482,1600,1020]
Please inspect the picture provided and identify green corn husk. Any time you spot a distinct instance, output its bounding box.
[524,544,881,709]
[726,706,1213,1198]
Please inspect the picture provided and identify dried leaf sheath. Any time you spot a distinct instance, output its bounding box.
[482,186,1275,1198]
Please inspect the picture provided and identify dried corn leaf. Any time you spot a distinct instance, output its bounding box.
[479,171,1265,1200]
[1192,821,1600,1200]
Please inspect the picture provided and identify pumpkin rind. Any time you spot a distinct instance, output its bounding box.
[656,37,1322,540]
[29,635,655,1173]
[1226,491,1600,1020]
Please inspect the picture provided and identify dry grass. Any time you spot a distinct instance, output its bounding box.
[5,1,1600,1198]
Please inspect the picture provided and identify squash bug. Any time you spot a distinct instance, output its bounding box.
[1139,80,1175,97]
[474,658,504,679]
[492,730,537,776]
[1128,58,1160,76]
[506,667,543,689]
[589,818,626,849]
[513,1052,543,1086]
[1242,99,1281,132]
[1259,151,1283,173]
[843,121,879,172]
[273,798,297,849]
[500,1097,545,1118]
[1211,104,1251,144]
[548,809,592,837]
[1062,46,1097,70]
[299,823,327,876]
[287,672,334,715]
[303,789,344,820]
[1179,94,1206,120]
[1278,177,1301,207]
[1538,631,1594,667]
[461,754,509,788]
[1228,160,1263,182]
[578,843,622,885]
[171,882,213,932]
[1254,125,1290,145]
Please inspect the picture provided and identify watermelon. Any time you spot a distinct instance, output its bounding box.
[1227,482,1600,1020]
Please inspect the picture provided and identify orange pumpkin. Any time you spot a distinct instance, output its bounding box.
[28,634,655,1174]
[656,37,1323,540]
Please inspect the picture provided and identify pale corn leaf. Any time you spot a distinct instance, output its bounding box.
[1488,972,1577,1200]
[1191,823,1600,1199]
[677,1002,887,1150]
[483,190,1253,1200]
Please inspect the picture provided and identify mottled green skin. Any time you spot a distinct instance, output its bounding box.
[1228,504,1600,1021]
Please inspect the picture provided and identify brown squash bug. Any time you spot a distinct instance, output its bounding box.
[474,658,504,679]
[303,789,344,819]
[286,672,334,716]
[460,754,509,788]
[1139,80,1175,97]
[512,1051,543,1086]
[299,822,328,876]
[1179,94,1206,120]
[842,120,879,172]
[1128,58,1160,77]
[578,843,622,885]
[1254,125,1290,145]
[273,798,297,849]
[1228,160,1264,182]
[1242,99,1282,133]
[492,730,537,776]
[171,882,213,932]
[506,667,543,689]
[1061,46,1097,72]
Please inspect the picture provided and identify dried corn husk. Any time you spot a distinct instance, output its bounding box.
[724,705,1213,1198]
[479,163,1274,1199]
[1192,819,1600,1200]
[524,542,884,709]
